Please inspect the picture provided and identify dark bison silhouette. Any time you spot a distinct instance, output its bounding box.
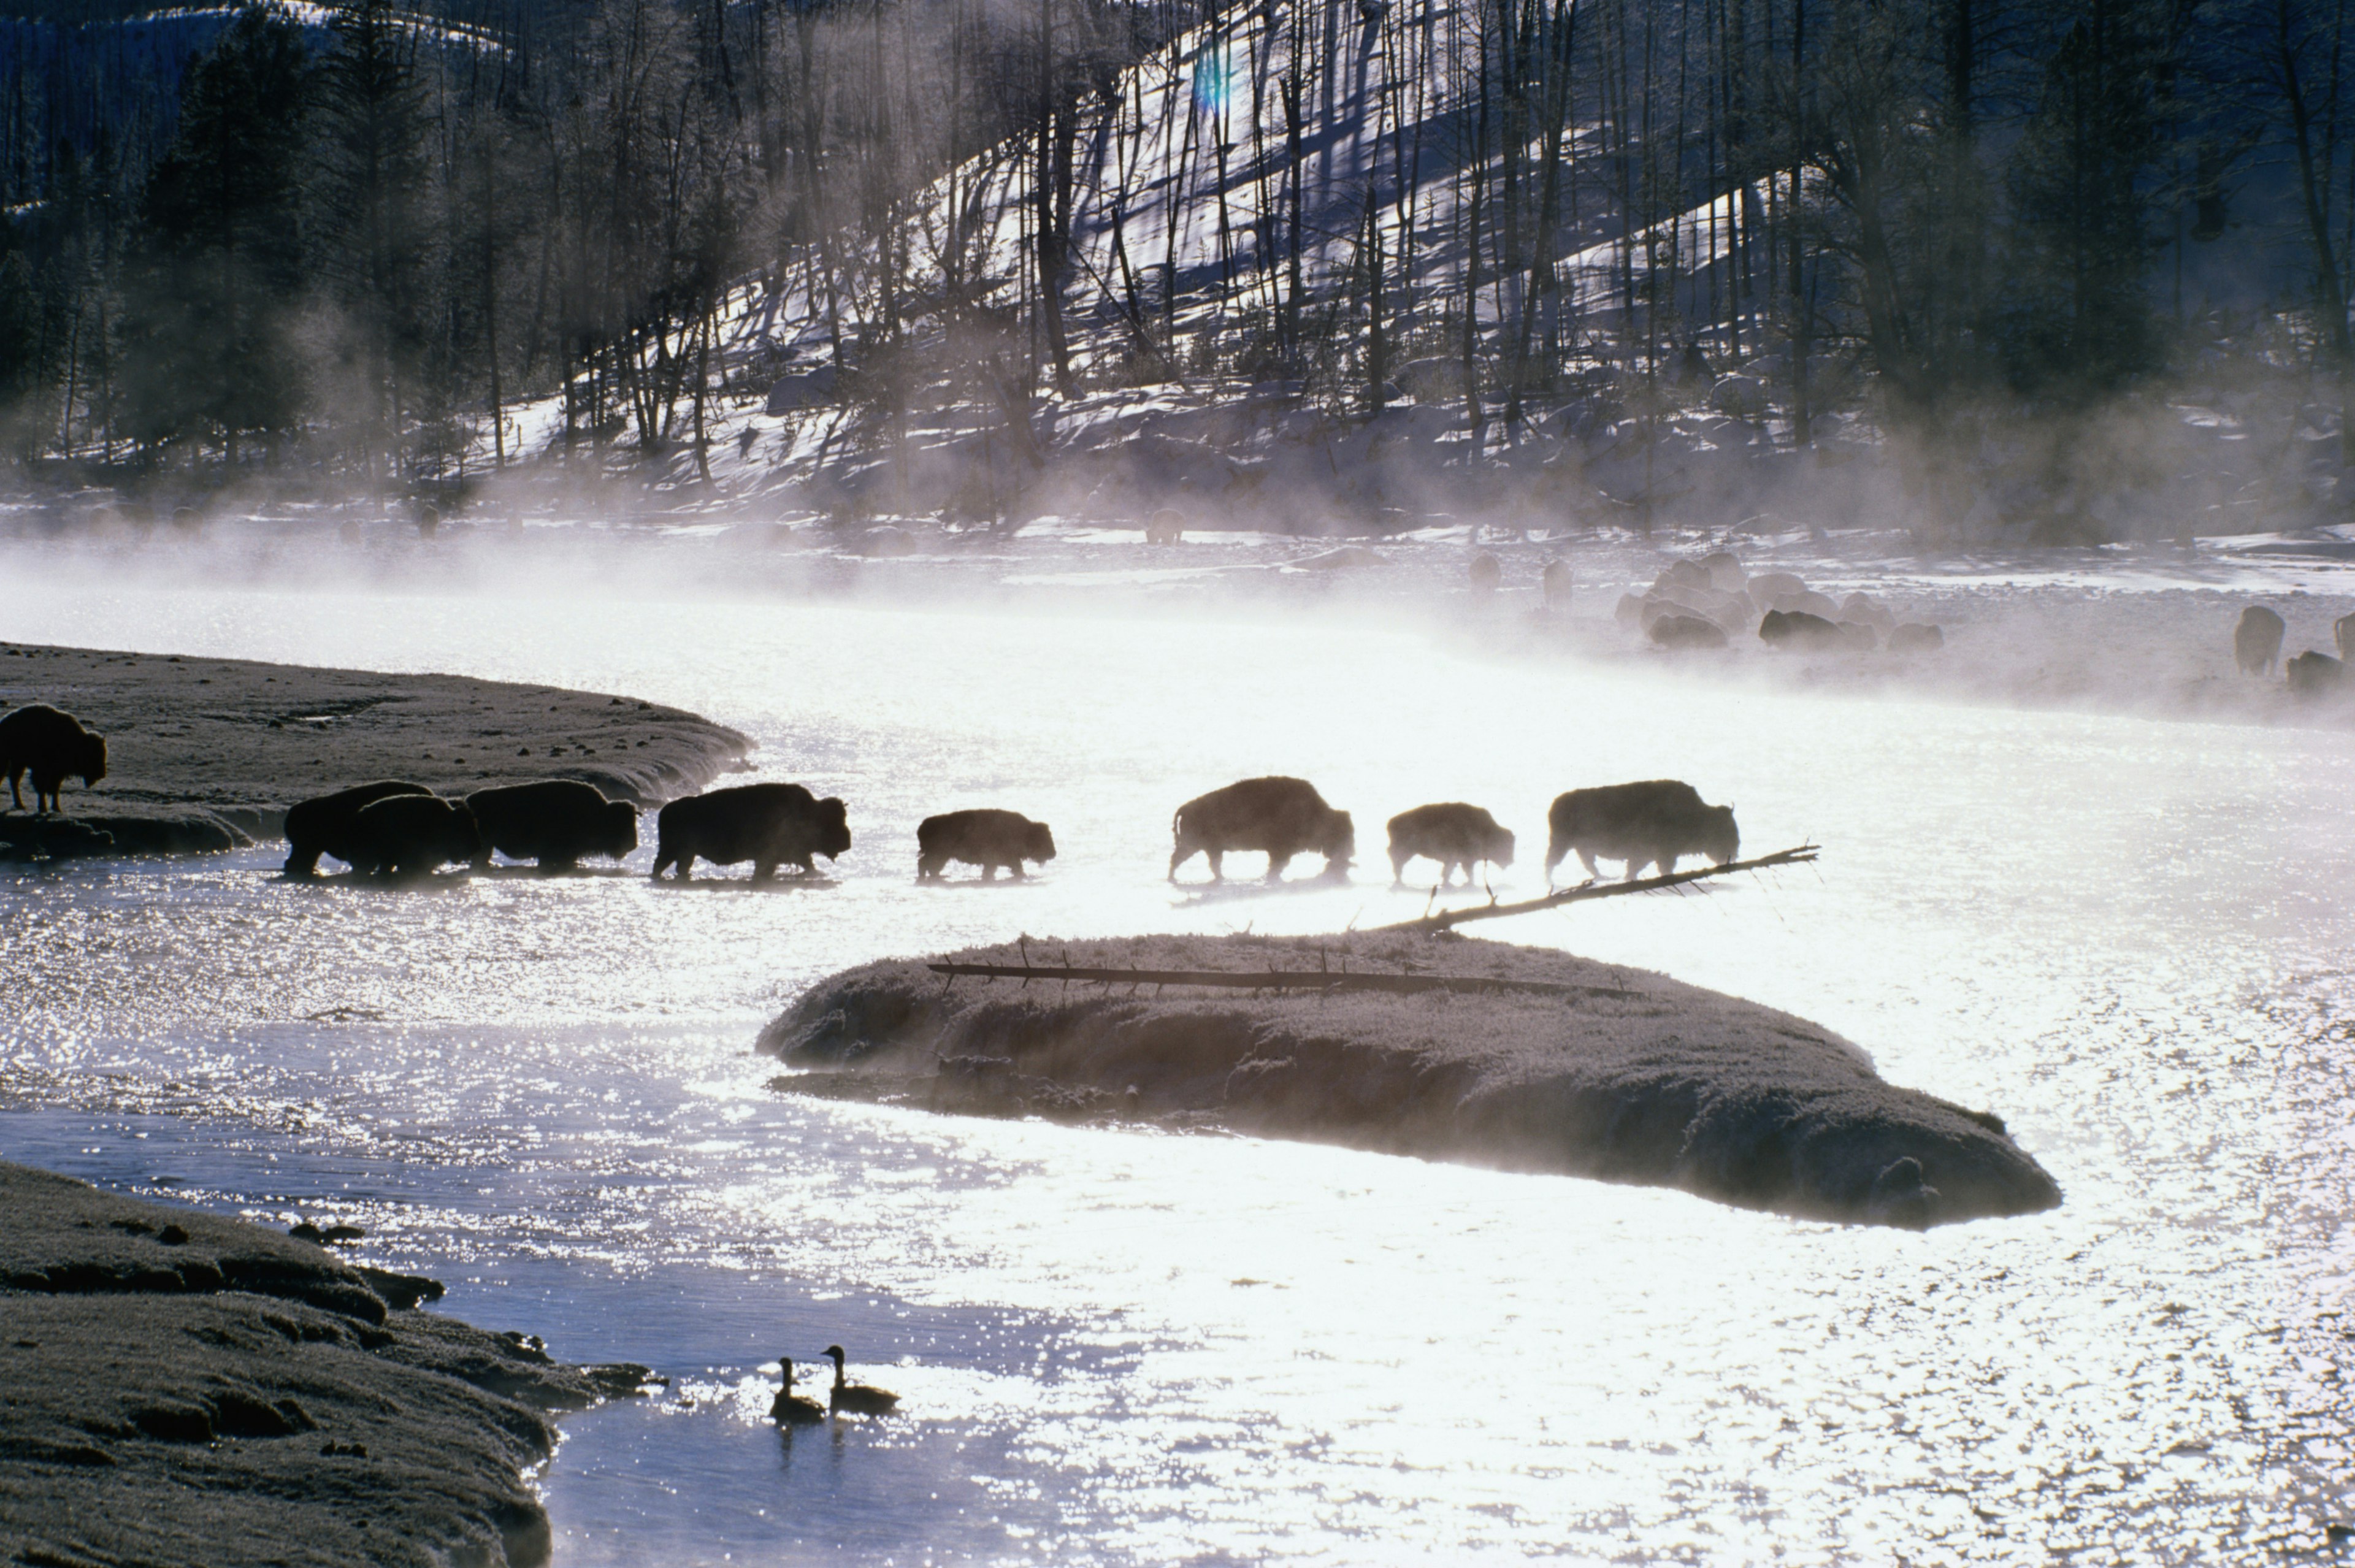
[0,704,107,813]
[917,808,1055,881]
[1758,609,1847,651]
[1545,780,1739,885]
[1887,622,1944,653]
[1649,614,1727,649]
[1385,802,1514,887]
[2236,606,2285,675]
[2288,649,2346,698]
[283,779,432,875]
[653,782,849,881]
[340,794,483,879]
[467,780,638,870]
[1170,776,1354,884]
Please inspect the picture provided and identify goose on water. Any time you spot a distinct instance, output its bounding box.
[771,1355,827,1425]
[821,1345,900,1415]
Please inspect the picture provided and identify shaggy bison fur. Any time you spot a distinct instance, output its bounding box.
[340,794,483,879]
[1385,802,1514,887]
[653,782,850,881]
[2237,606,2286,676]
[0,704,107,813]
[282,779,432,874]
[1545,780,1739,884]
[467,780,638,870]
[917,808,1056,882]
[2288,649,2347,698]
[1169,776,1354,884]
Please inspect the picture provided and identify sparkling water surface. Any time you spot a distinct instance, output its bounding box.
[0,563,2348,1564]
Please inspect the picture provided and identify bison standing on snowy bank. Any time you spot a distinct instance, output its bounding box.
[0,705,107,813]
[653,782,849,882]
[1545,780,1739,885]
[1169,776,1354,884]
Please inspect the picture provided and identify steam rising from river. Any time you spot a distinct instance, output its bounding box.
[1,550,2350,1559]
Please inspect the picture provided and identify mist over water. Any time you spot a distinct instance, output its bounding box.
[2,554,2350,1562]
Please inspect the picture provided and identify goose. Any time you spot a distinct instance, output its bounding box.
[770,1356,826,1425]
[821,1345,900,1415]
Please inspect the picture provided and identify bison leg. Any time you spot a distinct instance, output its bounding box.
[917,853,944,882]
[1266,851,1293,884]
[2,767,20,812]
[1203,849,1223,883]
[752,859,778,882]
[1006,862,1026,880]
[1167,844,1194,882]
[1577,848,1603,881]
[981,862,997,881]
[1388,849,1409,889]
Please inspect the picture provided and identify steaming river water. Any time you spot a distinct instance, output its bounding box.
[1,564,2349,1563]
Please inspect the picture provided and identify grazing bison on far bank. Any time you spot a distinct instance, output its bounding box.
[341,794,483,879]
[1170,776,1354,884]
[917,809,1056,881]
[283,779,432,874]
[1145,508,1185,546]
[467,780,638,870]
[2236,606,2286,675]
[653,782,849,881]
[1758,609,1847,651]
[1545,780,1739,885]
[0,705,107,813]
[1386,803,1514,887]
[1650,614,1728,649]
[2288,650,2347,698]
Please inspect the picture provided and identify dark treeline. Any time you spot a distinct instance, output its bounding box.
[0,0,2348,522]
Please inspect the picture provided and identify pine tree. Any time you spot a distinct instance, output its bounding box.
[119,6,311,459]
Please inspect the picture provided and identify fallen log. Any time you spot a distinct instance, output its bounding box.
[927,958,1636,1001]
[1371,843,1821,933]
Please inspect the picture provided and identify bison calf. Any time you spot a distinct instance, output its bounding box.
[1386,803,1514,888]
[654,782,849,881]
[283,780,432,875]
[917,809,1056,882]
[1170,776,1354,884]
[467,780,638,870]
[1545,779,1738,885]
[342,795,483,880]
[0,704,107,814]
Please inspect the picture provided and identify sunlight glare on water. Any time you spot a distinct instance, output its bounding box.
[0,571,2348,1563]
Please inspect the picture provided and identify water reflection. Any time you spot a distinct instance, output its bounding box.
[0,576,2346,1561]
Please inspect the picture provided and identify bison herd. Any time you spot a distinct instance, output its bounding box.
[1612,554,1945,655]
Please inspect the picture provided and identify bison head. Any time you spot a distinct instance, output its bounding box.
[75,729,107,789]
[1487,825,1517,868]
[1320,809,1355,868]
[814,797,852,860]
[1026,820,1057,864]
[442,803,488,862]
[600,800,641,858]
[1702,805,1739,865]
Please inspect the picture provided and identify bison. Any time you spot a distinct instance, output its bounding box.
[1649,614,1728,649]
[1145,508,1186,546]
[1759,608,1847,651]
[653,782,849,881]
[1169,776,1354,884]
[466,780,638,870]
[1887,622,1945,654]
[1468,553,1503,594]
[1544,780,1739,885]
[1541,559,1574,609]
[340,794,483,879]
[2336,611,2355,663]
[2288,650,2347,698]
[916,808,1057,882]
[0,705,107,814]
[2236,606,2286,676]
[282,779,432,875]
[1386,802,1514,888]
